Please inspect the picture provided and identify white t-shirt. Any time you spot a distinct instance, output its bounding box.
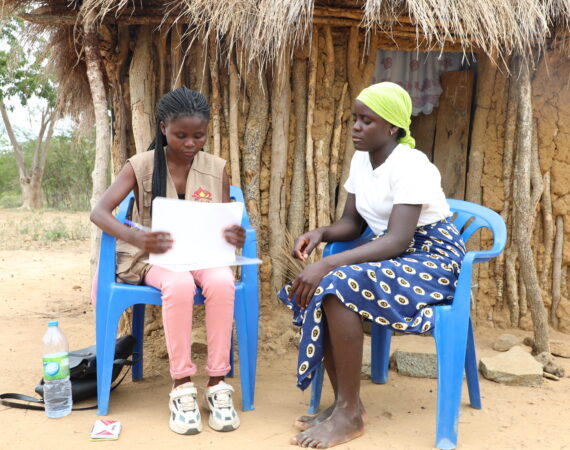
[344,144,451,234]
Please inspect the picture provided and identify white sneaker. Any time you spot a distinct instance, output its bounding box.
[169,382,203,435]
[204,381,240,432]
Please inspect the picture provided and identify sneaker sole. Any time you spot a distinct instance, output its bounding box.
[208,415,240,432]
[169,417,203,435]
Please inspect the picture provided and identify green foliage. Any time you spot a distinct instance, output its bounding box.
[0,18,56,107]
[42,131,96,210]
[0,131,96,210]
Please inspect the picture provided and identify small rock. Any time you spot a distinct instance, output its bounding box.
[534,352,566,378]
[391,349,437,379]
[543,372,560,381]
[72,285,82,291]
[550,340,570,358]
[492,333,520,352]
[479,346,543,386]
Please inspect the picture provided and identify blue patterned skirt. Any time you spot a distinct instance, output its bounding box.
[278,219,466,390]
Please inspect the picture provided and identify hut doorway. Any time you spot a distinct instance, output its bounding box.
[373,51,476,200]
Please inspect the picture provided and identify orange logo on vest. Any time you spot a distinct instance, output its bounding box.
[192,187,213,202]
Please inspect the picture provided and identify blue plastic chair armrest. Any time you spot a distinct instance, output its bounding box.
[323,228,375,257]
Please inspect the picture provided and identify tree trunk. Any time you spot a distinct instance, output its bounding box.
[329,82,348,214]
[465,53,497,305]
[208,34,222,157]
[305,30,318,231]
[540,172,554,293]
[269,49,291,292]
[336,28,378,219]
[314,26,334,228]
[512,57,550,355]
[228,50,241,187]
[83,13,111,277]
[240,59,269,232]
[495,60,519,312]
[287,49,308,238]
[102,25,129,176]
[0,89,58,210]
[129,25,155,154]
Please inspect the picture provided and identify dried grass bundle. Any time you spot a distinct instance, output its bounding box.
[272,229,317,284]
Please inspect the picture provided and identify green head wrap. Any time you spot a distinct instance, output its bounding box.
[356,82,415,149]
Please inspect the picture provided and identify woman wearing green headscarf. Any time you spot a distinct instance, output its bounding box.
[278,82,465,448]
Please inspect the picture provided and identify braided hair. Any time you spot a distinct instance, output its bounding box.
[148,87,210,202]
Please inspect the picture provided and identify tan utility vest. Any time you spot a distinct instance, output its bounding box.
[116,149,226,284]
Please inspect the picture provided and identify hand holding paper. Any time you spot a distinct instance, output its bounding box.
[148,198,260,271]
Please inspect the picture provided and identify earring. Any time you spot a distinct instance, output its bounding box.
[390,130,395,136]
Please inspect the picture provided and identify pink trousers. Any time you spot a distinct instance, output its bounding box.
[92,266,235,380]
[144,266,236,379]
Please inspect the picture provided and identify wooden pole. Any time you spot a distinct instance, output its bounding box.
[552,216,564,328]
[315,26,334,228]
[228,50,241,187]
[465,53,497,305]
[540,172,554,292]
[329,82,348,214]
[512,57,550,355]
[129,25,155,154]
[288,48,308,238]
[83,10,111,277]
[337,27,378,219]
[209,33,222,157]
[306,30,318,231]
[269,48,292,291]
[240,58,269,231]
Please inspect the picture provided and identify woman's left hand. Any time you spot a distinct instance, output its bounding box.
[289,260,332,310]
[224,224,246,248]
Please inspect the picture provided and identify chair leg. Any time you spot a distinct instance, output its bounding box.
[131,304,146,382]
[97,308,122,416]
[434,320,469,450]
[370,323,392,384]
[308,363,325,414]
[244,287,259,395]
[234,291,254,411]
[465,319,481,409]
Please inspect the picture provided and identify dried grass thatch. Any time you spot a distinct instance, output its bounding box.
[2,0,570,118]
[4,1,570,63]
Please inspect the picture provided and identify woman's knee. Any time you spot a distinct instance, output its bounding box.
[161,272,197,302]
[200,268,235,299]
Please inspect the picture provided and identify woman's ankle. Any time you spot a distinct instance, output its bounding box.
[207,376,225,387]
[173,376,192,389]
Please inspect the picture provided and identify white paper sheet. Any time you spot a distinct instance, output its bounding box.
[148,197,261,271]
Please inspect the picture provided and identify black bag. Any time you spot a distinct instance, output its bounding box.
[0,335,137,411]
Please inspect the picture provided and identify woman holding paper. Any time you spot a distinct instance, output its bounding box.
[91,87,244,435]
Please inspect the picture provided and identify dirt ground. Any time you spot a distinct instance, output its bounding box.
[2,209,570,450]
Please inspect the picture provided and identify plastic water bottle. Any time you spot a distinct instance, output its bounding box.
[42,321,72,418]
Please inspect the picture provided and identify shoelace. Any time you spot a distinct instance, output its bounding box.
[177,393,197,412]
[212,390,232,409]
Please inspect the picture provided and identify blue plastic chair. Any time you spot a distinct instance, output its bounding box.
[307,199,507,450]
[95,186,259,416]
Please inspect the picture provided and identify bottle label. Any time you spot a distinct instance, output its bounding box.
[43,353,70,380]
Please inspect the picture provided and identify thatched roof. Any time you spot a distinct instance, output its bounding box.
[5,0,570,62]
[2,0,569,117]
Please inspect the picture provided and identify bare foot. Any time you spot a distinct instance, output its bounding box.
[294,400,367,431]
[294,404,335,431]
[290,407,365,448]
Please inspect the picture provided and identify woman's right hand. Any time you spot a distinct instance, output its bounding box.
[131,230,174,254]
[292,229,324,261]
